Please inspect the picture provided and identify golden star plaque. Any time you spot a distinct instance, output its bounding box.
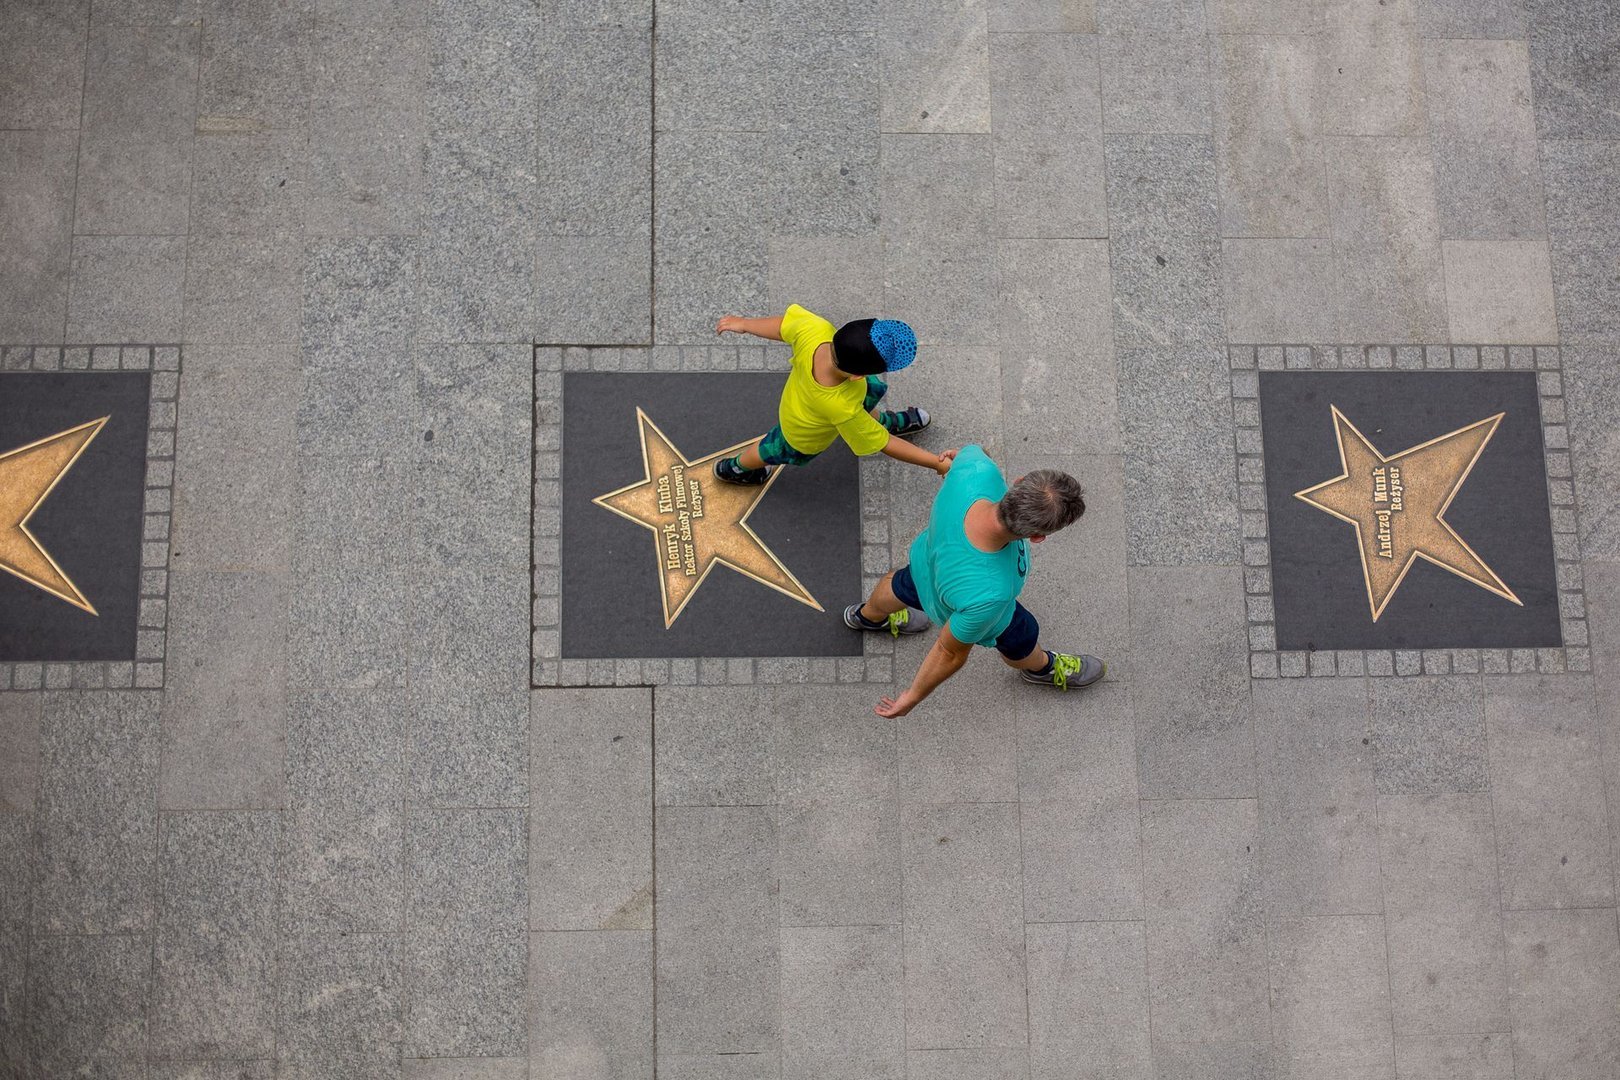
[0,417,108,614]
[593,409,822,628]
[1295,406,1520,622]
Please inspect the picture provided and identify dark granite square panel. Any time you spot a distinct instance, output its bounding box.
[0,371,151,661]
[1260,371,1559,651]
[560,372,863,659]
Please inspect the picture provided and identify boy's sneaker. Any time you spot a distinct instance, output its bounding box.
[884,407,930,438]
[1019,650,1105,690]
[843,603,931,637]
[713,456,771,485]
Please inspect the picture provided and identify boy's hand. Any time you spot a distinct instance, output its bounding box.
[933,455,951,477]
[716,315,747,335]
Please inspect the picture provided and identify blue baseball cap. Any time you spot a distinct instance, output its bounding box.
[832,318,918,375]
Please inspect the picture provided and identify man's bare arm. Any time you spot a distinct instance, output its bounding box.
[875,624,972,718]
[715,315,784,341]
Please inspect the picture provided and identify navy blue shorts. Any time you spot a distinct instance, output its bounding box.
[890,565,1040,662]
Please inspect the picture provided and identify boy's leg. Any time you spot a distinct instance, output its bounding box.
[864,376,930,436]
[734,437,767,471]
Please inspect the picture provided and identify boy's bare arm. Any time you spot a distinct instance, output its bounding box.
[715,315,784,341]
[880,435,951,476]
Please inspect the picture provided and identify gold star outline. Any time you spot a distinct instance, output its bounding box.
[593,409,822,628]
[1294,406,1520,622]
[0,417,109,615]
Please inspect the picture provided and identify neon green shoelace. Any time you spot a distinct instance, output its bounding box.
[886,609,909,637]
[1049,652,1083,689]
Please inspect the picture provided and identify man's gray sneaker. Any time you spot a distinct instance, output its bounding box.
[843,603,931,637]
[1019,651,1105,690]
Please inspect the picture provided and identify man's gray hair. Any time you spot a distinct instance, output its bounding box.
[997,470,1086,539]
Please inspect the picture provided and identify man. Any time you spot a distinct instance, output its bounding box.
[844,445,1104,718]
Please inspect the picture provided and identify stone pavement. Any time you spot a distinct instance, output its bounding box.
[3,0,1620,1077]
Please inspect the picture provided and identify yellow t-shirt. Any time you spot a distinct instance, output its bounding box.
[776,304,890,457]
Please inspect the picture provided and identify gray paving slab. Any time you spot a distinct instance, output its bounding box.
[1424,40,1546,242]
[276,930,403,1080]
[34,691,161,934]
[1212,34,1329,239]
[653,131,769,344]
[766,236,883,320]
[880,134,999,345]
[0,694,41,814]
[1104,135,1223,346]
[654,686,774,806]
[151,811,280,1060]
[279,806,406,935]
[1151,1040,1271,1080]
[406,808,526,932]
[1017,685,1142,922]
[1099,31,1212,136]
[1378,793,1510,1035]
[1505,910,1620,1077]
[0,813,33,1072]
[660,1053,780,1080]
[1440,238,1558,344]
[0,130,77,342]
[1318,0,1427,138]
[897,685,1018,804]
[900,802,1026,1050]
[159,569,289,809]
[531,688,653,931]
[1267,914,1395,1074]
[1253,679,1381,918]
[536,235,653,345]
[997,241,1118,454]
[1141,798,1268,1044]
[767,133,880,239]
[301,235,421,350]
[196,2,313,135]
[1118,346,1239,565]
[0,0,88,130]
[408,686,529,808]
[1097,0,1205,32]
[74,25,198,236]
[1209,0,1326,33]
[1026,921,1150,1080]
[173,344,298,572]
[879,0,991,133]
[68,234,188,342]
[152,1062,277,1080]
[1394,1034,1514,1080]
[304,23,425,236]
[1542,139,1620,341]
[1369,676,1488,795]
[1483,674,1613,909]
[780,924,904,1080]
[405,924,527,1056]
[530,929,654,1080]
[94,0,200,24]
[1128,567,1253,798]
[424,0,538,135]
[989,0,1095,31]
[989,33,1106,239]
[1416,0,1527,38]
[402,1060,524,1080]
[418,130,538,344]
[654,9,770,133]
[1554,350,1620,558]
[1221,237,1340,342]
[1586,563,1620,879]
[656,805,780,1055]
[777,798,901,928]
[1528,0,1620,139]
[1326,136,1449,342]
[27,932,151,1075]
[184,233,303,345]
[771,685,898,804]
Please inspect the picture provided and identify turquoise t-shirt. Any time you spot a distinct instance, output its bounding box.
[907,445,1030,647]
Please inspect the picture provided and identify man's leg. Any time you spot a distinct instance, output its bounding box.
[846,566,931,635]
[858,571,905,623]
[995,604,1105,688]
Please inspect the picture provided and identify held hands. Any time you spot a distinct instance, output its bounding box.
[715,315,747,335]
[933,448,960,477]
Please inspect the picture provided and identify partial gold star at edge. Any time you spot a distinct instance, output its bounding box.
[0,417,108,615]
[1295,406,1520,622]
[593,409,822,628]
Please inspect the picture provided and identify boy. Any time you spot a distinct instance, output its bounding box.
[712,304,945,483]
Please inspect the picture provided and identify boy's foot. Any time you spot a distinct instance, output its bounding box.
[1019,650,1105,690]
[713,456,771,485]
[883,407,930,438]
[843,603,931,637]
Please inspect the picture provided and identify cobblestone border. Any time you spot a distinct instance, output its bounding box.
[531,345,896,688]
[1228,344,1590,680]
[0,345,180,691]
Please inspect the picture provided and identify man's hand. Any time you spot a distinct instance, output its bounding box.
[933,448,960,477]
[716,315,747,335]
[874,691,920,718]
